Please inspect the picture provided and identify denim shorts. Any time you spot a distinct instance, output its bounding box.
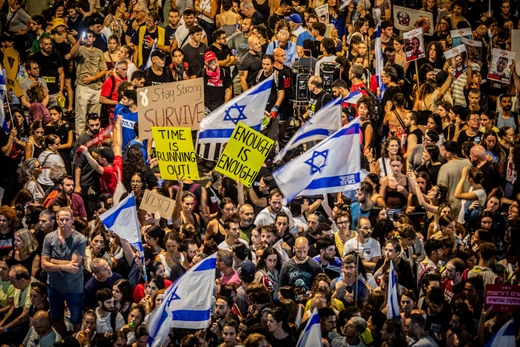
[47,285,84,325]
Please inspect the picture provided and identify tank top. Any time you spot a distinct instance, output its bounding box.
[385,179,408,209]
[199,0,214,23]
[252,0,270,21]
[30,138,44,159]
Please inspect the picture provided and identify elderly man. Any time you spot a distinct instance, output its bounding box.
[0,265,36,345]
[84,258,122,309]
[266,29,297,66]
[21,310,61,347]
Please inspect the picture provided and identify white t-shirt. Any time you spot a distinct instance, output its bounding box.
[95,307,125,334]
[37,151,65,186]
[457,187,486,224]
[343,237,381,261]
[174,24,207,48]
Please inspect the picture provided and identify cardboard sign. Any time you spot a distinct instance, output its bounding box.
[444,45,468,79]
[485,284,520,312]
[138,78,205,140]
[488,49,516,84]
[451,28,472,47]
[461,37,484,63]
[152,127,199,180]
[403,28,425,62]
[316,4,329,23]
[393,6,434,36]
[3,47,24,97]
[215,122,274,188]
[140,189,176,219]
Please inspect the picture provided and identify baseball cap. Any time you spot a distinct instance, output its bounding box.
[93,146,114,163]
[204,51,217,63]
[285,13,302,24]
[151,50,166,60]
[239,260,256,283]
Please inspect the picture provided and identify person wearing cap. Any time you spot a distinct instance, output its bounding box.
[199,50,233,112]
[87,13,108,52]
[182,25,209,76]
[78,116,123,196]
[69,29,108,136]
[172,8,208,49]
[136,12,169,69]
[285,13,305,37]
[144,50,173,86]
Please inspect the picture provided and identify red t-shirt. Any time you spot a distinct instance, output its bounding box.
[100,155,123,195]
[101,75,127,119]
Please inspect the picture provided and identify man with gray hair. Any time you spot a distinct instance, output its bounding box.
[266,29,297,66]
[83,258,122,309]
[332,316,368,347]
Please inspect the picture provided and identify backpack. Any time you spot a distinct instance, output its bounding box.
[123,141,146,161]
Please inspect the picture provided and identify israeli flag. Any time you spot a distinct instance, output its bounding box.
[344,90,363,105]
[99,192,142,252]
[148,253,217,347]
[373,9,386,98]
[296,308,322,347]
[144,41,157,70]
[485,318,516,347]
[198,76,273,143]
[275,97,343,162]
[387,260,401,320]
[0,70,9,133]
[273,118,361,202]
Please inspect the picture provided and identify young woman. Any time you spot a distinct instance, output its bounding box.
[333,211,357,256]
[373,137,401,179]
[266,307,297,347]
[75,310,97,347]
[144,226,166,256]
[358,96,374,155]
[104,0,128,43]
[455,166,486,224]
[45,106,73,174]
[172,179,202,233]
[383,93,407,150]
[112,279,133,320]
[37,134,65,192]
[84,230,113,276]
[29,282,49,324]
[416,144,442,184]
[482,130,507,176]
[437,101,452,134]
[121,305,146,341]
[380,155,410,220]
[10,228,40,277]
[393,37,409,71]
[25,120,45,160]
[155,231,182,278]
[104,35,121,72]
[205,198,236,244]
[254,247,282,296]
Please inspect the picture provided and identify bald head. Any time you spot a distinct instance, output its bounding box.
[295,237,309,247]
[34,310,50,323]
[33,310,52,336]
[470,145,486,163]
[273,48,285,57]
[248,36,261,53]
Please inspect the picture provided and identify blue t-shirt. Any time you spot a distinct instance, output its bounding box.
[121,110,138,149]
[296,31,314,47]
[350,202,371,230]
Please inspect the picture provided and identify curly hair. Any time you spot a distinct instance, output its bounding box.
[0,206,18,223]
[123,147,148,189]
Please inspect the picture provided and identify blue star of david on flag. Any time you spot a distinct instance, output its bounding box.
[305,150,329,174]
[223,103,247,124]
[165,286,181,306]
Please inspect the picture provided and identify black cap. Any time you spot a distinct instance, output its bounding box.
[93,146,114,163]
[151,50,166,60]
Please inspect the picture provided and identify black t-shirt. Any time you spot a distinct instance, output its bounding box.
[208,44,233,75]
[135,29,159,65]
[274,65,294,120]
[31,51,63,94]
[182,43,208,77]
[170,263,187,282]
[144,67,173,86]
[164,24,177,43]
[199,67,233,112]
[238,51,263,87]
[307,90,333,118]
[456,130,483,148]
[125,20,146,46]
[257,70,285,112]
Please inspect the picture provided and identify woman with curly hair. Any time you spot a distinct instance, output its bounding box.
[128,172,147,203]
[123,148,158,192]
[84,229,113,277]
[37,134,65,192]
[10,228,40,277]
[104,0,128,45]
[27,82,51,125]
[0,206,18,256]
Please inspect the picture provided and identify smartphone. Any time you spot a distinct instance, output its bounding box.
[81,31,87,40]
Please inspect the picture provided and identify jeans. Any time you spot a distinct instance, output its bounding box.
[48,285,84,325]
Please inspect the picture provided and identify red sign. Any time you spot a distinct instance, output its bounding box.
[484,284,520,312]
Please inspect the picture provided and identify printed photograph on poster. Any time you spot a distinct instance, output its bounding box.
[444,45,468,79]
[460,37,484,63]
[316,4,329,23]
[451,28,472,47]
[403,28,425,62]
[393,6,434,35]
[488,49,516,84]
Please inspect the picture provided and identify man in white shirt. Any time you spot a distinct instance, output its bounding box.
[173,8,207,49]
[254,188,295,232]
[314,38,337,76]
[218,215,249,251]
[343,217,380,272]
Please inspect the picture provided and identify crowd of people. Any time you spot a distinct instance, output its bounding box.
[0,0,519,345]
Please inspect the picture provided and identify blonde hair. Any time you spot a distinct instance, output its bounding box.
[14,228,38,255]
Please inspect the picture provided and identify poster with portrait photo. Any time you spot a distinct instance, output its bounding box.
[403,28,425,62]
[393,6,434,36]
[444,45,468,79]
[316,4,329,24]
[451,28,472,47]
[488,49,516,84]
[461,37,484,63]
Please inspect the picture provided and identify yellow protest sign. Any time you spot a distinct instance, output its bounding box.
[215,123,274,188]
[152,127,199,180]
[3,47,23,97]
